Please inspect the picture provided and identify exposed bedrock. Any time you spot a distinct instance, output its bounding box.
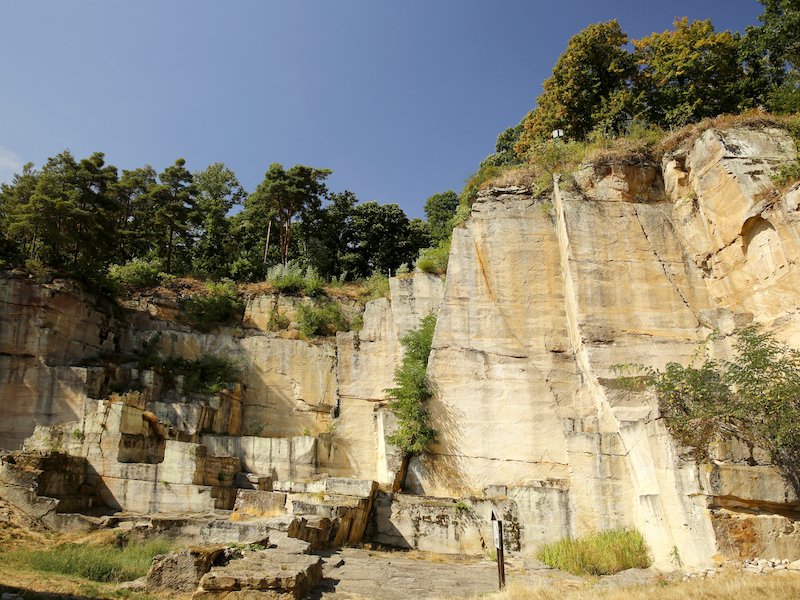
[2,126,800,568]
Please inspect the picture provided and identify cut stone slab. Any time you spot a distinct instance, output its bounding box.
[194,551,322,599]
[147,546,238,592]
[231,490,288,520]
[323,478,377,498]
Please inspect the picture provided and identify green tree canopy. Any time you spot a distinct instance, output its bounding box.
[146,158,196,274]
[423,190,459,246]
[517,20,634,152]
[743,0,800,113]
[346,201,428,278]
[246,163,331,266]
[633,18,744,128]
[2,151,120,281]
[192,162,245,278]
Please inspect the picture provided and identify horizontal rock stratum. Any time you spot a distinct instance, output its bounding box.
[2,125,800,569]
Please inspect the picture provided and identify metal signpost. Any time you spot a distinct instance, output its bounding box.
[491,511,506,590]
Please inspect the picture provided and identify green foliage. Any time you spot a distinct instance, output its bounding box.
[773,161,800,188]
[177,356,241,394]
[481,123,525,168]
[345,201,430,278]
[416,240,450,275]
[634,19,744,129]
[192,162,246,278]
[633,328,800,472]
[108,258,167,290]
[266,261,325,296]
[517,20,634,151]
[181,280,244,331]
[267,304,290,331]
[147,158,196,274]
[137,338,241,394]
[460,164,504,208]
[0,538,175,582]
[363,271,390,300]
[297,300,350,337]
[385,314,438,455]
[245,163,331,266]
[423,190,459,246]
[536,529,652,576]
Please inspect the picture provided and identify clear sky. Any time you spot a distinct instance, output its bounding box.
[1,1,763,218]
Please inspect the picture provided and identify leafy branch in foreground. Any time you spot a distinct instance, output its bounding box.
[385,313,438,455]
[622,327,800,478]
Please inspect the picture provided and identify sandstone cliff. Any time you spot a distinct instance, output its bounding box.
[2,124,800,568]
[408,125,800,566]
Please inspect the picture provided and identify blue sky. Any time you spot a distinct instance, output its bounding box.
[1,1,763,218]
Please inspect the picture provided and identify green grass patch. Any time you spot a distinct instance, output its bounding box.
[182,280,245,332]
[297,300,350,337]
[1,538,175,583]
[536,529,651,576]
[416,240,450,275]
[266,262,325,297]
[136,335,241,394]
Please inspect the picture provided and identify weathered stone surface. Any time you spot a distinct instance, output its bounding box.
[410,126,800,568]
[4,125,800,569]
[317,548,500,600]
[332,273,444,484]
[147,546,234,592]
[368,491,520,555]
[0,275,123,449]
[195,550,322,599]
[202,435,316,481]
[232,490,288,520]
[711,508,800,560]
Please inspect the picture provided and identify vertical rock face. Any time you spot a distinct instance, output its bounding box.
[0,275,122,449]
[412,126,800,566]
[331,274,444,483]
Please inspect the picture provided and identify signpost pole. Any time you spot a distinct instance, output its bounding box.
[491,512,506,590]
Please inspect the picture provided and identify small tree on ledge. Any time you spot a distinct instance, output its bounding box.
[385,313,438,486]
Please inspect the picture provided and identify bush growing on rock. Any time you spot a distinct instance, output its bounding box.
[182,280,244,331]
[266,261,325,297]
[297,300,350,337]
[416,240,450,275]
[108,258,167,290]
[622,327,800,484]
[385,313,438,456]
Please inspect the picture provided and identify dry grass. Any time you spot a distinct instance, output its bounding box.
[478,571,800,600]
[655,109,800,156]
[0,527,185,599]
[484,165,541,190]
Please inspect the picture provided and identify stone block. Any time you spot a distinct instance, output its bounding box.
[324,478,376,498]
[234,473,273,491]
[196,551,323,599]
[700,464,799,507]
[159,441,207,485]
[147,546,232,592]
[232,490,288,520]
[201,436,317,481]
[287,516,331,550]
[204,455,241,487]
[483,485,507,498]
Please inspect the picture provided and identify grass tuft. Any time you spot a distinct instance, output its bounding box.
[536,529,651,576]
[1,538,175,583]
